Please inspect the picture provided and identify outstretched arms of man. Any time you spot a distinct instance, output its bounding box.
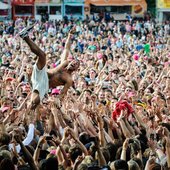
[60,28,76,64]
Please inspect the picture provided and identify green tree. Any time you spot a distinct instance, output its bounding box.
[146,0,156,17]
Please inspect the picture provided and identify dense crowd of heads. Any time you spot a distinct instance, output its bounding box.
[0,17,170,170]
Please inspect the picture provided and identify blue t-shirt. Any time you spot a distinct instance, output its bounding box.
[136,44,143,51]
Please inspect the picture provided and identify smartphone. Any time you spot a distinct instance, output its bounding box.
[46,136,53,140]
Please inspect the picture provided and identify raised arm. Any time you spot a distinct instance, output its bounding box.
[14,133,38,170]
[60,29,75,63]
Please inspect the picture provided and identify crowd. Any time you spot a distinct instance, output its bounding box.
[0,15,170,170]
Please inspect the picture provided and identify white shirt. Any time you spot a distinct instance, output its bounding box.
[31,64,49,100]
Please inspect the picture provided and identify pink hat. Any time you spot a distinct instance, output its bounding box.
[51,88,60,95]
[97,53,103,59]
[151,97,157,102]
[164,62,170,67]
[52,63,56,68]
[50,150,56,155]
[1,107,9,113]
[133,54,139,60]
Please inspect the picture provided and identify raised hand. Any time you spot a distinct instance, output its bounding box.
[74,155,83,164]
[97,115,104,129]
[117,110,125,122]
[69,27,76,35]
[67,127,77,140]
[123,138,129,150]
[91,94,97,102]
[63,127,70,139]
[38,135,46,146]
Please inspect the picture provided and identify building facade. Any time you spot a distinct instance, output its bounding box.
[0,0,11,20]
[34,0,62,21]
[157,0,170,22]
[63,0,84,19]
[85,0,147,20]
[12,0,34,20]
[9,0,148,20]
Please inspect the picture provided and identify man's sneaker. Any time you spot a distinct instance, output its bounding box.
[18,24,34,39]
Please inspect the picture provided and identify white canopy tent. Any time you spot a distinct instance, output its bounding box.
[0,1,10,10]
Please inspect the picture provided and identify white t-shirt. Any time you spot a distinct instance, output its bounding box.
[31,64,49,100]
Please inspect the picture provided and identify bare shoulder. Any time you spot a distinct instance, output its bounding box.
[48,60,69,75]
[60,60,69,66]
[56,60,69,69]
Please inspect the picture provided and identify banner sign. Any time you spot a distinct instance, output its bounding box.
[35,0,61,3]
[50,0,61,4]
[64,0,84,3]
[12,0,34,4]
[34,0,49,3]
[86,0,146,6]
[157,0,170,8]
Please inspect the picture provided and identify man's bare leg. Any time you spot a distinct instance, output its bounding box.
[24,37,46,70]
